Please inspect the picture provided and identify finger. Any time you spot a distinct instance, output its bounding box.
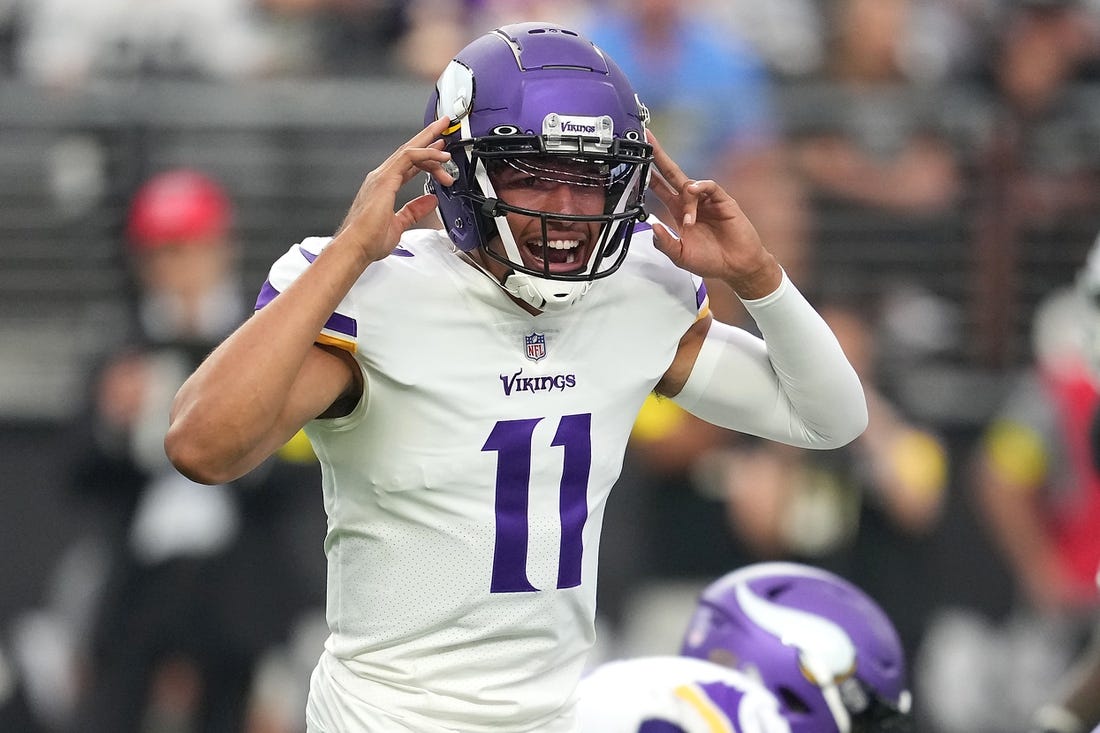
[419,140,458,185]
[406,143,450,168]
[679,180,702,227]
[426,157,457,186]
[650,220,683,262]
[396,147,453,184]
[395,193,441,230]
[408,116,452,148]
[646,129,691,193]
[686,179,720,197]
[647,168,686,223]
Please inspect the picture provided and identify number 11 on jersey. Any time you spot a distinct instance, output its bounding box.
[482,414,593,593]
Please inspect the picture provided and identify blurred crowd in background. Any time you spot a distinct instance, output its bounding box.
[3,0,1100,732]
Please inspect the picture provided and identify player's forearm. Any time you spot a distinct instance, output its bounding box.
[673,273,868,449]
[167,236,372,482]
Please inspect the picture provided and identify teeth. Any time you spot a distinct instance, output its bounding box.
[528,239,581,250]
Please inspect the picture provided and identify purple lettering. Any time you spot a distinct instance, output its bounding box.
[499,369,578,396]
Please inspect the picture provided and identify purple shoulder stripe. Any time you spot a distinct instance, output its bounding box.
[253,280,357,338]
[325,311,357,338]
[301,242,413,259]
[696,280,708,310]
[255,280,279,311]
[633,221,653,234]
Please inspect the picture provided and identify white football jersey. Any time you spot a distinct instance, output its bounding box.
[258,220,708,732]
[576,656,792,733]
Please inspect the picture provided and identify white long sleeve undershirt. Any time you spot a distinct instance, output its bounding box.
[673,272,868,449]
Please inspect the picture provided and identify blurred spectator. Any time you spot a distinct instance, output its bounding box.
[64,169,324,733]
[702,0,826,80]
[797,0,967,186]
[787,0,964,307]
[954,270,1100,733]
[1025,231,1100,733]
[706,0,984,84]
[15,0,292,87]
[699,296,948,665]
[972,284,1100,613]
[256,0,407,76]
[392,0,478,80]
[394,0,590,81]
[970,0,1100,366]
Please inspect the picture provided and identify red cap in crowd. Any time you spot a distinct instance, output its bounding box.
[126,169,231,250]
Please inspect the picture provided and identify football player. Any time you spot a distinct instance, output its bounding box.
[165,22,867,733]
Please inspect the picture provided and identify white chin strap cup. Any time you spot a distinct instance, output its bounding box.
[503,272,591,311]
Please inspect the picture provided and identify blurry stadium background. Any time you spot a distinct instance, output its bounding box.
[3,1,1100,730]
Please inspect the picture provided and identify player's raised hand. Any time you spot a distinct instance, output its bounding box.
[336,116,457,262]
[646,130,781,299]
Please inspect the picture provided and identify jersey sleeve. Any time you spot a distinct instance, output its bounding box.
[254,236,361,353]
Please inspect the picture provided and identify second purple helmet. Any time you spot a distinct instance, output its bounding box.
[681,562,913,733]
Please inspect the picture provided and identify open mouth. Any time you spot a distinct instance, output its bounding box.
[522,238,590,274]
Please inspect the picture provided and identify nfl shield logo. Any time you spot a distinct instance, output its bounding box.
[524,332,547,362]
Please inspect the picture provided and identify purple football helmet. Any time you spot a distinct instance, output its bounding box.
[424,22,652,310]
[681,563,913,733]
